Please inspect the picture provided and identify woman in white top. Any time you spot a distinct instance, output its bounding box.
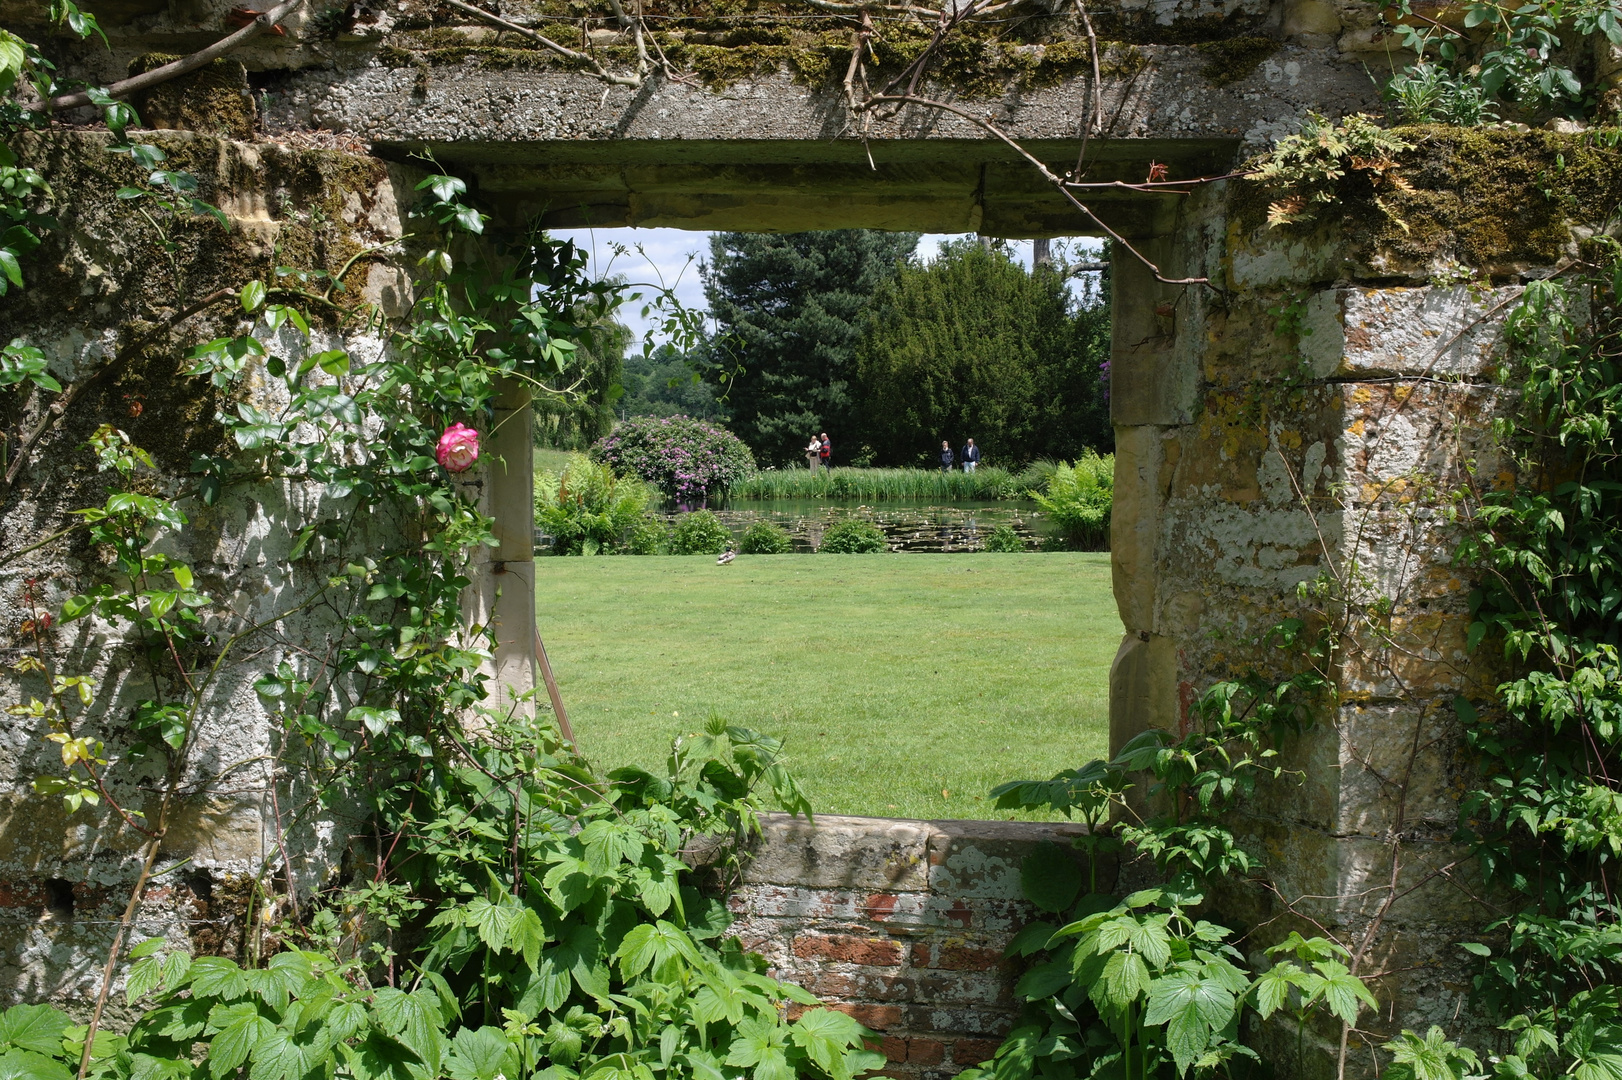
[806,436,823,472]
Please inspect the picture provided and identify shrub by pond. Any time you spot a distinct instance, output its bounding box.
[984,524,1025,552]
[534,453,662,555]
[739,520,793,554]
[670,509,732,554]
[819,520,887,553]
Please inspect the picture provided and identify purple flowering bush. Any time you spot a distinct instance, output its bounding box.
[591,415,756,503]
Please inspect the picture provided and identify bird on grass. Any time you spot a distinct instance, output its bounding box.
[717,548,736,565]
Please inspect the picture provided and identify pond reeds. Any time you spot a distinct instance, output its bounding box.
[730,466,1021,501]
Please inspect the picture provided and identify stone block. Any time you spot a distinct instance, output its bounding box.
[744,815,932,891]
[1302,285,1521,379]
[1111,425,1168,632]
[792,933,905,966]
[1108,632,1180,756]
[924,819,1091,900]
[1110,239,1198,427]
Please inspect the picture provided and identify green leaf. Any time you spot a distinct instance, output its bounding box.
[207,1003,274,1078]
[0,1051,71,1080]
[790,1010,865,1080]
[0,1005,71,1055]
[1143,970,1237,1074]
[240,280,266,312]
[1020,843,1084,914]
[1313,961,1377,1026]
[191,957,250,1002]
[446,1027,516,1080]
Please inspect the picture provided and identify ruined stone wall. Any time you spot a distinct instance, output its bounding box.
[0,130,420,1015]
[1108,130,1622,1067]
[728,815,1108,1080]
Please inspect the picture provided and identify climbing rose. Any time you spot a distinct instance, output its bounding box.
[436,423,480,473]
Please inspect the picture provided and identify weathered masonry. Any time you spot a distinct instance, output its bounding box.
[3,0,1618,1071]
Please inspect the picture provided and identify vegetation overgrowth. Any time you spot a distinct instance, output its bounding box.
[533,553,1116,819]
[3,19,884,1080]
[669,509,732,554]
[534,453,661,555]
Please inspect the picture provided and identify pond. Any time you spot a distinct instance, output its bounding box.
[675,499,1059,552]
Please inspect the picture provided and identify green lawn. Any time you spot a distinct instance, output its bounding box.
[535,553,1120,819]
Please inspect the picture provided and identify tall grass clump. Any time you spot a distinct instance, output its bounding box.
[1029,452,1113,550]
[731,466,1018,501]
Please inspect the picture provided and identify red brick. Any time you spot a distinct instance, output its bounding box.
[938,901,972,928]
[794,934,904,966]
[953,1040,1002,1067]
[910,943,1005,971]
[864,893,900,920]
[880,1037,908,1062]
[907,1039,946,1066]
[827,1003,903,1030]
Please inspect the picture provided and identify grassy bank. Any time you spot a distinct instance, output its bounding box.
[535,553,1118,819]
[730,466,1024,501]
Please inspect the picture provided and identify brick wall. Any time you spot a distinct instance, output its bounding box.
[724,815,1110,1080]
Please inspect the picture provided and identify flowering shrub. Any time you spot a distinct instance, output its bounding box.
[592,415,755,502]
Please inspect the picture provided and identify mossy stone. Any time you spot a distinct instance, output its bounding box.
[130,55,256,141]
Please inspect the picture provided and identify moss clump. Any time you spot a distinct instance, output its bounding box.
[1195,36,1279,86]
[1236,126,1622,277]
[129,55,256,140]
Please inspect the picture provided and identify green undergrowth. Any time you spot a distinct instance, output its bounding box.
[729,466,1022,501]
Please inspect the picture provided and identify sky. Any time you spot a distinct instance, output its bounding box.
[545,227,1103,348]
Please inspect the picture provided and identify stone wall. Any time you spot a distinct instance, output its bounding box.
[0,130,424,1015]
[727,815,1109,1080]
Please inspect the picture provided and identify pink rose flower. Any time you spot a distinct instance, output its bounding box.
[436,422,480,473]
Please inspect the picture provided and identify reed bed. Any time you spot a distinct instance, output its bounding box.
[730,466,1022,501]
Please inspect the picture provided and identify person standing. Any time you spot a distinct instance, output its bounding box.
[806,435,823,472]
[939,440,955,472]
[962,438,980,473]
[818,432,832,473]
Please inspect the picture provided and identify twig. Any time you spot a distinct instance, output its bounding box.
[31,0,305,113]
[860,93,1211,285]
[1070,0,1101,176]
[441,0,644,86]
[533,626,577,746]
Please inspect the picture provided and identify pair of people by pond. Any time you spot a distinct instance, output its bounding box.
[804,432,832,471]
[940,438,981,472]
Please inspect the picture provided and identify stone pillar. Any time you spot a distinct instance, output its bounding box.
[466,378,538,713]
[1106,236,1194,753]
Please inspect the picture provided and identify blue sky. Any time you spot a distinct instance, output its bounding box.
[545,227,1102,347]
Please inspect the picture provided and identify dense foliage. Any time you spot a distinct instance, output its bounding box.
[1029,454,1114,551]
[670,510,732,555]
[592,415,755,504]
[698,231,918,465]
[533,313,629,451]
[983,524,1024,553]
[1449,244,1622,1054]
[535,454,659,555]
[619,344,726,421]
[817,520,886,554]
[854,241,1111,466]
[739,521,792,554]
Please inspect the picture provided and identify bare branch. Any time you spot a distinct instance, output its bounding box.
[441,0,644,86]
[31,0,306,114]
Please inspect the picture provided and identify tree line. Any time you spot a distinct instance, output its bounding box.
[535,230,1113,469]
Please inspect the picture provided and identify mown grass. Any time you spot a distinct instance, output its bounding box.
[536,553,1119,819]
[730,466,1025,502]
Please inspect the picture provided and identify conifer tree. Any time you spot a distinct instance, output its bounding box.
[699,230,919,464]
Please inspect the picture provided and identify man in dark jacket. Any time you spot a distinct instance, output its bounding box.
[961,438,980,473]
[939,440,955,472]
